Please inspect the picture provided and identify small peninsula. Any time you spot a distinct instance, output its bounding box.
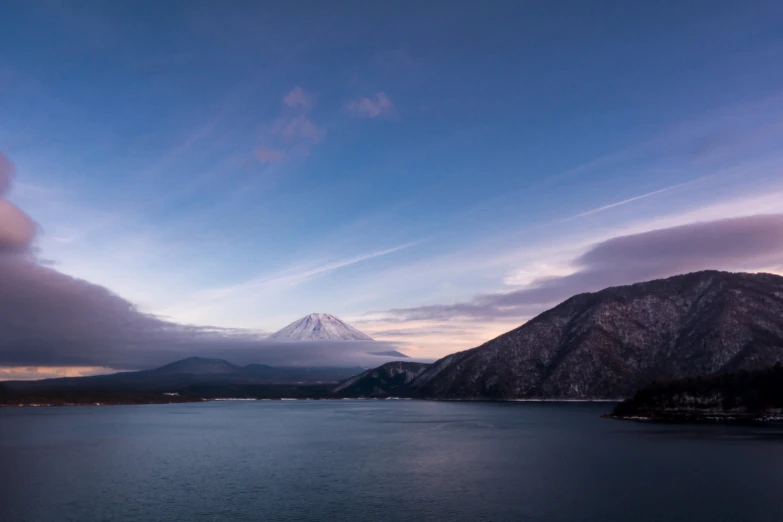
[606,364,783,423]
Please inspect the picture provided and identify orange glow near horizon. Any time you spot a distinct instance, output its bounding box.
[0,366,117,381]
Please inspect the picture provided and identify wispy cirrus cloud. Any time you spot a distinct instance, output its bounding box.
[559,182,689,222]
[558,169,729,223]
[344,92,394,118]
[164,241,420,318]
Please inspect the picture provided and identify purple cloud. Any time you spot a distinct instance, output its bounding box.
[282,86,313,110]
[386,214,783,322]
[254,148,286,163]
[0,254,409,369]
[272,114,324,142]
[0,201,37,254]
[0,153,37,254]
[254,87,324,163]
[277,88,322,142]
[0,151,14,195]
[344,92,394,118]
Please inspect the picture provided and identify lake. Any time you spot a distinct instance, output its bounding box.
[2,400,782,521]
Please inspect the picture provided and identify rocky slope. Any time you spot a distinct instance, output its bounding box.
[268,313,373,341]
[409,271,783,399]
[333,361,430,397]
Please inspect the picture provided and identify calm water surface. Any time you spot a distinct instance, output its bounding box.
[2,401,783,521]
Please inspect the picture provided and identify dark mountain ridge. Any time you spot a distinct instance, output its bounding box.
[411,271,783,399]
[341,271,783,400]
[332,361,430,397]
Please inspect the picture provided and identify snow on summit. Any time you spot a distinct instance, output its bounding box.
[267,313,374,341]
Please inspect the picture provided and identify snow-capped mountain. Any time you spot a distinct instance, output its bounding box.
[267,313,374,341]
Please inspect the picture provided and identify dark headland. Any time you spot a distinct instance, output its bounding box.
[605,364,783,423]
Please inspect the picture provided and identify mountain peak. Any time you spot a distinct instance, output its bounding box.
[305,312,338,321]
[412,270,783,399]
[268,313,373,341]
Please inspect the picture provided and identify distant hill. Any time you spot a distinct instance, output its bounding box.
[3,357,366,393]
[333,361,430,397]
[608,364,783,422]
[267,313,374,341]
[336,271,783,400]
[147,357,242,376]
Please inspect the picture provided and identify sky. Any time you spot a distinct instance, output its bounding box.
[1,0,783,378]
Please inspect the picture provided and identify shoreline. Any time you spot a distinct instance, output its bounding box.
[1,396,620,408]
[602,413,783,424]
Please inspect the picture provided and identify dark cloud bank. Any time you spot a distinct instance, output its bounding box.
[0,255,405,369]
[387,214,783,322]
[0,256,410,369]
[0,153,402,370]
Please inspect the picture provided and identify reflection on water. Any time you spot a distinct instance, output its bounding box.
[2,401,783,522]
[620,425,783,442]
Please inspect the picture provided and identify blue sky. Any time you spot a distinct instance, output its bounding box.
[1,0,783,367]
